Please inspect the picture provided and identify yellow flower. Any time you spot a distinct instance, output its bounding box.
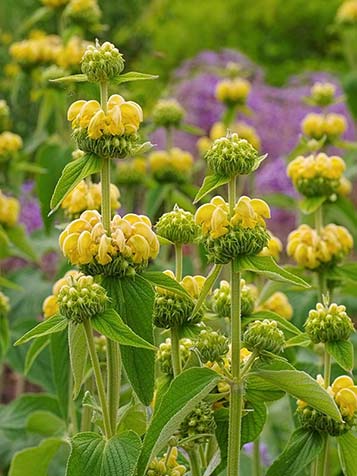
[332,375,355,394]
[335,388,357,418]
[301,112,347,141]
[336,0,357,23]
[259,232,282,259]
[181,275,206,299]
[42,295,59,319]
[0,191,20,227]
[231,196,270,229]
[260,292,293,320]
[215,78,251,104]
[0,131,23,155]
[195,196,229,237]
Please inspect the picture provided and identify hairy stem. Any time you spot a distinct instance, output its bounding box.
[189,446,202,476]
[175,244,183,281]
[83,319,112,439]
[253,438,261,476]
[170,327,182,377]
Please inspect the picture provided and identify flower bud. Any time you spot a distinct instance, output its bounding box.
[243,319,285,355]
[157,338,192,375]
[155,206,198,244]
[178,400,216,447]
[309,82,336,107]
[0,131,23,157]
[57,273,108,323]
[152,99,185,129]
[81,41,124,82]
[259,232,282,260]
[196,329,229,363]
[211,279,256,318]
[305,302,354,343]
[205,132,260,178]
[0,291,10,318]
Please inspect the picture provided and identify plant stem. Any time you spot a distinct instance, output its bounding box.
[189,446,202,476]
[315,205,323,235]
[253,438,261,476]
[166,126,173,151]
[227,176,243,476]
[170,328,182,377]
[83,319,112,439]
[315,351,331,475]
[175,244,183,281]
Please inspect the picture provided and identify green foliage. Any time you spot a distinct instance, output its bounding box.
[68,323,88,399]
[337,432,357,476]
[14,315,68,346]
[325,341,354,372]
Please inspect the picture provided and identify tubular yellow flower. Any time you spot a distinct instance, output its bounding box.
[260,292,293,320]
[301,112,347,142]
[259,232,282,260]
[0,191,20,227]
[0,131,23,156]
[10,35,61,65]
[148,148,193,183]
[42,270,81,319]
[215,78,251,105]
[336,0,357,24]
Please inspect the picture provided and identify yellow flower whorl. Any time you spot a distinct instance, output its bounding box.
[0,131,23,155]
[0,190,20,227]
[148,148,193,183]
[260,292,293,320]
[301,112,347,142]
[215,78,251,105]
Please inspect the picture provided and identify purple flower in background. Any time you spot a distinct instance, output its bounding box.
[243,442,271,467]
[19,181,43,233]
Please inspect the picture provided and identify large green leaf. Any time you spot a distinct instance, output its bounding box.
[50,153,102,213]
[68,323,88,399]
[337,431,357,476]
[8,437,64,476]
[117,401,147,437]
[51,73,88,83]
[66,431,141,476]
[103,276,155,405]
[6,225,37,261]
[266,428,324,476]
[194,175,230,204]
[24,335,50,375]
[26,410,66,436]
[299,196,326,215]
[326,341,354,372]
[253,370,341,421]
[137,367,220,476]
[113,71,158,85]
[14,315,68,346]
[241,401,267,446]
[235,255,309,288]
[92,308,156,350]
[141,271,191,298]
[50,332,70,420]
[192,264,223,316]
[246,359,293,402]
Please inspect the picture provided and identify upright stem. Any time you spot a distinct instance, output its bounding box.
[175,244,183,281]
[166,126,173,151]
[83,319,112,439]
[315,206,326,301]
[170,243,184,377]
[253,438,261,476]
[316,347,331,474]
[100,80,121,435]
[189,446,202,476]
[315,205,323,235]
[227,176,243,476]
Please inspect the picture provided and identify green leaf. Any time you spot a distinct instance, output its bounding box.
[299,196,326,215]
[285,333,312,348]
[117,401,147,437]
[14,315,68,346]
[113,71,158,85]
[141,271,191,298]
[50,153,102,213]
[7,225,37,261]
[24,335,50,375]
[66,430,142,476]
[9,437,64,476]
[26,410,66,436]
[137,367,220,476]
[337,431,357,476]
[0,275,22,289]
[241,401,267,446]
[252,370,342,421]
[192,264,223,316]
[235,255,309,288]
[266,428,324,476]
[251,153,268,172]
[244,310,302,336]
[246,359,293,402]
[334,263,357,284]
[50,73,88,83]
[103,276,155,405]
[92,308,156,350]
[68,323,88,399]
[50,332,70,420]
[326,341,354,372]
[194,175,230,204]
[0,315,9,362]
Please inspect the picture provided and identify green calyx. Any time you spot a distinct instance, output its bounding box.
[81,41,124,83]
[212,279,256,318]
[305,302,354,344]
[81,254,145,278]
[243,319,285,355]
[196,329,229,364]
[297,406,354,436]
[153,292,202,329]
[73,128,142,159]
[156,206,198,244]
[200,225,269,264]
[57,274,109,324]
[205,133,260,178]
[152,99,185,129]
[157,338,193,375]
[178,400,216,447]
[295,176,340,198]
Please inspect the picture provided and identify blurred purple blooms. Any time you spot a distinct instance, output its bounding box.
[19,181,43,234]
[243,442,271,467]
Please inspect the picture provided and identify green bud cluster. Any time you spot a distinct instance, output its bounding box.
[155,206,198,244]
[157,338,193,375]
[152,99,185,129]
[0,291,10,318]
[153,292,202,329]
[297,405,354,436]
[73,127,142,159]
[243,319,285,355]
[57,274,108,323]
[178,400,216,447]
[81,41,124,83]
[205,133,260,178]
[81,254,143,278]
[196,329,229,363]
[295,176,340,198]
[202,225,269,264]
[305,302,354,343]
[212,279,256,318]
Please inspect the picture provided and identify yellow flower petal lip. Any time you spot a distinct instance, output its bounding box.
[335,388,357,417]
[67,218,91,234]
[123,213,141,224]
[210,206,229,238]
[163,269,176,280]
[195,203,215,225]
[80,209,101,225]
[77,230,92,256]
[251,198,271,219]
[67,100,86,121]
[127,234,151,263]
[62,232,80,259]
[87,109,106,139]
[332,375,354,394]
[122,101,143,122]
[78,100,101,128]
[42,294,58,319]
[97,234,113,265]
[111,227,126,252]
[106,106,124,136]
[211,196,228,208]
[107,94,125,109]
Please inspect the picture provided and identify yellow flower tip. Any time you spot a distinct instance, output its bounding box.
[67,100,86,122]
[87,109,106,139]
[107,94,125,109]
[240,347,252,362]
[42,295,58,319]
[127,234,151,263]
[335,388,357,417]
[331,375,355,394]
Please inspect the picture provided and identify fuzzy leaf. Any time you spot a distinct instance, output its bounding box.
[337,431,357,476]
[285,333,312,348]
[137,367,220,476]
[68,323,88,399]
[66,430,141,476]
[235,255,309,288]
[14,315,68,346]
[192,264,223,316]
[299,196,326,215]
[24,335,50,375]
[50,73,88,83]
[113,72,158,84]
[194,175,230,204]
[326,341,354,372]
[141,271,190,298]
[50,153,102,213]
